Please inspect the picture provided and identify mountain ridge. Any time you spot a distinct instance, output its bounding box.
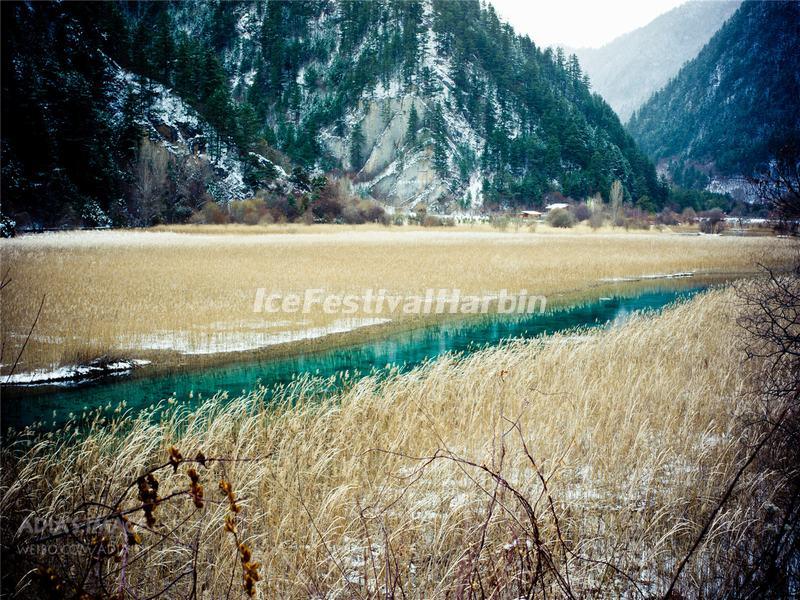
[573,1,741,123]
[1,0,669,227]
[167,0,666,209]
[627,0,800,188]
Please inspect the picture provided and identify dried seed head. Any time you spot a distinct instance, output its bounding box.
[188,468,204,508]
[137,474,160,526]
[242,560,261,596]
[168,446,183,472]
[191,484,205,508]
[239,542,252,563]
[145,473,159,492]
[127,530,142,546]
[225,514,237,534]
[219,479,239,512]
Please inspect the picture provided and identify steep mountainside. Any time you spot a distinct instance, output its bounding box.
[627,1,800,187]
[2,0,666,228]
[574,1,740,124]
[149,0,667,209]
[1,2,289,228]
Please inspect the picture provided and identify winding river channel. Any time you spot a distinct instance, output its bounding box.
[1,276,730,431]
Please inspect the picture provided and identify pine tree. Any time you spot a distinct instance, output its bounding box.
[350,121,365,171]
[152,10,175,84]
[429,102,448,178]
[419,66,438,96]
[117,85,146,161]
[235,102,261,152]
[406,103,419,145]
[210,1,237,51]
[131,20,152,78]
[206,87,232,161]
[201,49,226,102]
[555,47,566,72]
[174,34,198,100]
[260,2,284,96]
[568,54,581,85]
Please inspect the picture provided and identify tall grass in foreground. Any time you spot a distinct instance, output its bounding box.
[0,289,787,597]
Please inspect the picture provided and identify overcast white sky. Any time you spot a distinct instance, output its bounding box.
[488,0,688,49]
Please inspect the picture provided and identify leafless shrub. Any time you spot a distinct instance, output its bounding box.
[734,261,800,595]
[570,203,591,222]
[681,207,698,224]
[656,208,679,226]
[1,438,264,599]
[622,206,651,230]
[588,210,604,230]
[670,258,800,596]
[699,208,726,234]
[191,200,230,224]
[546,208,575,228]
[172,155,214,218]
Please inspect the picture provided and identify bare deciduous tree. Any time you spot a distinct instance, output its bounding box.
[751,138,800,234]
[172,154,213,216]
[610,179,623,226]
[130,138,169,226]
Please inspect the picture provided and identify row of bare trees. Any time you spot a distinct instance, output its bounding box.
[127,139,214,226]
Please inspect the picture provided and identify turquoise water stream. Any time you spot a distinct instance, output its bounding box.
[1,279,720,431]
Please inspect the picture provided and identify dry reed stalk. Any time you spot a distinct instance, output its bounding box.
[0,229,792,373]
[0,288,784,597]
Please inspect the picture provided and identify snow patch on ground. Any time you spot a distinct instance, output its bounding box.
[599,272,694,283]
[121,318,393,355]
[4,360,151,385]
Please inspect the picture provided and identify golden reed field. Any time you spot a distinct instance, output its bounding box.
[0,287,790,597]
[0,226,793,375]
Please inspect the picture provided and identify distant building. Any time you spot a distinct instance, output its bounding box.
[545,203,569,211]
[518,210,543,219]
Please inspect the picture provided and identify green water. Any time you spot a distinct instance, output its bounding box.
[1,279,718,430]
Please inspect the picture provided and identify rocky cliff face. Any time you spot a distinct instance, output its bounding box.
[110,66,260,202]
[163,0,664,211]
[330,95,440,207]
[322,92,473,208]
[2,0,667,227]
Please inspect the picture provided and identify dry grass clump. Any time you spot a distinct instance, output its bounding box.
[0,288,783,596]
[0,229,793,374]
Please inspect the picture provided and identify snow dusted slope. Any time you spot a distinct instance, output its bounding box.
[574,1,740,123]
[109,65,288,202]
[314,1,492,209]
[319,8,485,209]
[159,0,662,211]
